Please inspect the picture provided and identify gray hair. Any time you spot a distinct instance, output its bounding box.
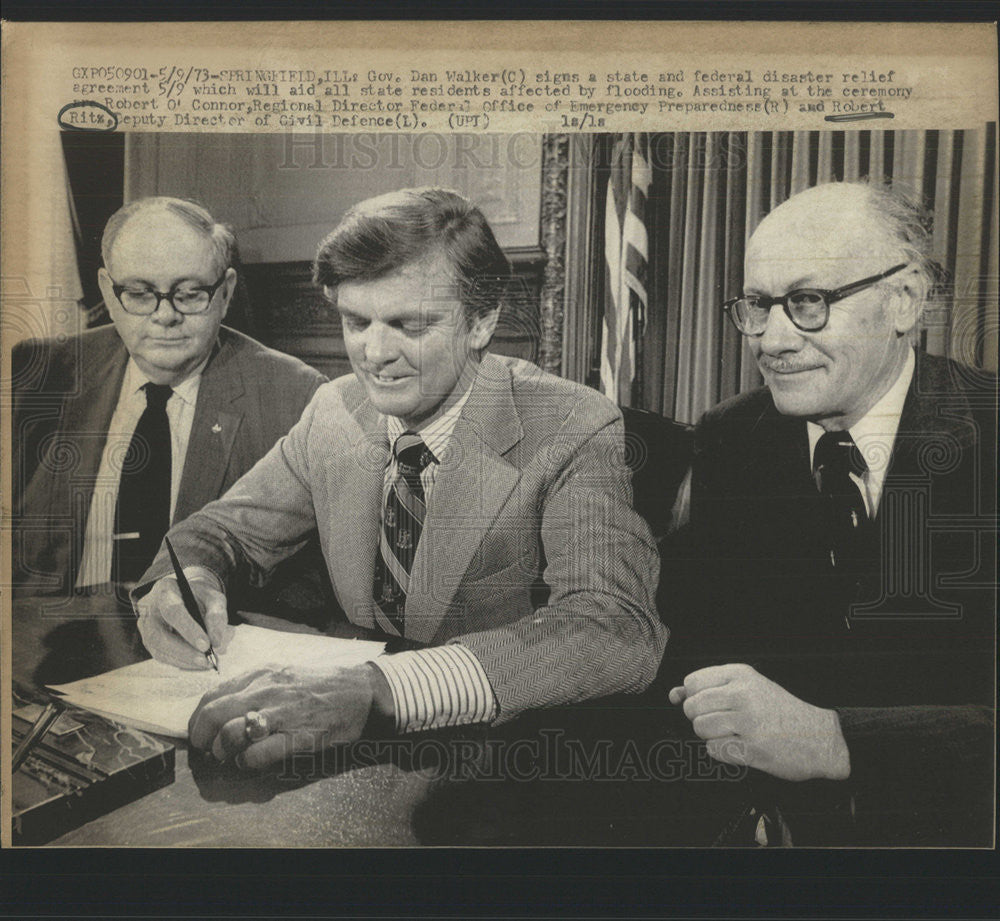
[101,197,236,274]
[853,180,940,308]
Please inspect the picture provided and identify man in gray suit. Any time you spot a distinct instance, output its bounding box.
[12,197,325,596]
[134,187,666,769]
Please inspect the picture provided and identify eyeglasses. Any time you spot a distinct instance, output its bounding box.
[109,273,228,316]
[722,263,908,337]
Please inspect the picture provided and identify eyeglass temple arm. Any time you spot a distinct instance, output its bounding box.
[722,262,909,316]
[830,262,909,301]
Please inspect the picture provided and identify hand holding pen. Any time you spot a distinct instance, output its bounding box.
[134,538,228,670]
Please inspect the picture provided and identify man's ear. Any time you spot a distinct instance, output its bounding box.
[889,275,921,336]
[469,306,501,350]
[220,267,237,319]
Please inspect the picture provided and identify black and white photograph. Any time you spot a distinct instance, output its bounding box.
[8,124,995,849]
[2,20,996,886]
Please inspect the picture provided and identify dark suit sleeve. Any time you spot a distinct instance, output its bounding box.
[11,337,73,589]
[830,704,995,845]
[654,405,737,682]
[829,369,997,845]
[10,338,61,513]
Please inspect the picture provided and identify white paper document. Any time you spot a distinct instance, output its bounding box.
[47,625,386,738]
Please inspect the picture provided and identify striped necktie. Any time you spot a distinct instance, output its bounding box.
[373,433,436,635]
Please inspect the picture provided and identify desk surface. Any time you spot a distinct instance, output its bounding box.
[11,589,703,847]
[11,590,440,846]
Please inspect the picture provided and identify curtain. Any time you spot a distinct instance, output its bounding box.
[5,130,85,347]
[622,127,998,425]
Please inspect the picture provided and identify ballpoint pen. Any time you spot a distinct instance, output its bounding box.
[13,701,64,772]
[164,536,219,672]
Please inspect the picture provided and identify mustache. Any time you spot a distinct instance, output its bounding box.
[757,356,823,374]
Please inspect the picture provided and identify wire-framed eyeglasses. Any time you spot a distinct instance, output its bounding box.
[722,263,909,337]
[109,273,228,316]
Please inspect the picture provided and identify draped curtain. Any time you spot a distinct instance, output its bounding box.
[4,130,85,348]
[602,128,997,424]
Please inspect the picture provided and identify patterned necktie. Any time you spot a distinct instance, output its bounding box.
[112,382,173,583]
[373,433,436,635]
[813,430,869,570]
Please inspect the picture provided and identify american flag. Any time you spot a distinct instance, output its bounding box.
[601,133,652,407]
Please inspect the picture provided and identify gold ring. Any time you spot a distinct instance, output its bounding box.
[244,710,270,742]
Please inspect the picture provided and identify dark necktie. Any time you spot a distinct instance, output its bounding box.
[112,382,173,583]
[813,430,869,570]
[373,433,435,635]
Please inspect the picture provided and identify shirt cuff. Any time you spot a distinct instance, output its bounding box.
[373,643,498,734]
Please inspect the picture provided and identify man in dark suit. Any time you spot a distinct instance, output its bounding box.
[12,197,326,598]
[133,188,666,770]
[663,182,995,846]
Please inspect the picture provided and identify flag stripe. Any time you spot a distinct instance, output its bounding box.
[601,133,652,406]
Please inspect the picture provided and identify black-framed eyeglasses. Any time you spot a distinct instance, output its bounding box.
[109,273,228,316]
[722,263,908,337]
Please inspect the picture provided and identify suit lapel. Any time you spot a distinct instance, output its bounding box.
[173,336,245,523]
[329,393,388,633]
[745,400,827,556]
[749,353,971,525]
[882,351,974,491]
[59,330,128,488]
[404,357,524,644]
[749,399,813,494]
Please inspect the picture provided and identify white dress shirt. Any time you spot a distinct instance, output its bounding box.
[76,358,204,588]
[807,348,915,518]
[371,384,500,734]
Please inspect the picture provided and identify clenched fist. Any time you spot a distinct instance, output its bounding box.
[670,663,851,782]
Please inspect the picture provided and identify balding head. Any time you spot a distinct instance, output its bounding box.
[747,182,934,306]
[102,197,236,276]
[742,182,927,429]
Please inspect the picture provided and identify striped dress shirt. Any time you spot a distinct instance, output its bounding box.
[371,387,499,733]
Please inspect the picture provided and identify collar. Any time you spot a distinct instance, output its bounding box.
[385,378,475,463]
[124,353,210,407]
[807,347,915,475]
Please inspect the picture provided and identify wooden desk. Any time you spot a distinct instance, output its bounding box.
[11,589,436,846]
[12,589,711,847]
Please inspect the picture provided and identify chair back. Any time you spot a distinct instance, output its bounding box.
[619,406,693,541]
